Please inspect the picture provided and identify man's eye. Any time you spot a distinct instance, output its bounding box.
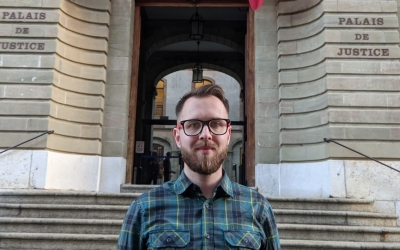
[187,122,201,129]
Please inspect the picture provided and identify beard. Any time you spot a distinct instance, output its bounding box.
[181,141,227,175]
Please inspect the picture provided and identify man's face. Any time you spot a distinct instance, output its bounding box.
[173,96,231,175]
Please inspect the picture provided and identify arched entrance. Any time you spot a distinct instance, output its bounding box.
[127,0,255,186]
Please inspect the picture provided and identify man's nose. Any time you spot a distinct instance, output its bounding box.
[199,124,212,139]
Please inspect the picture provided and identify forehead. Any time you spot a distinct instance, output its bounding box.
[179,96,228,120]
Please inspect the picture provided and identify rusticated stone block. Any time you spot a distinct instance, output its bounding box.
[54,56,106,81]
[325,15,399,28]
[101,141,125,157]
[327,76,400,91]
[326,45,400,59]
[48,118,101,139]
[280,78,327,99]
[326,60,382,74]
[69,0,111,11]
[281,125,329,144]
[278,0,320,14]
[0,39,57,52]
[0,132,47,148]
[281,110,328,129]
[337,0,397,13]
[281,143,329,161]
[61,0,110,24]
[278,18,324,41]
[52,87,104,109]
[56,41,107,66]
[47,133,101,154]
[57,25,108,52]
[0,24,58,37]
[279,47,325,69]
[257,117,279,133]
[102,127,125,142]
[4,85,52,99]
[0,101,50,115]
[59,12,109,38]
[0,69,53,84]
[53,71,104,95]
[103,112,127,129]
[0,9,59,22]
[1,54,55,68]
[325,30,400,43]
[329,109,400,124]
[50,102,103,124]
[255,147,279,164]
[280,2,323,27]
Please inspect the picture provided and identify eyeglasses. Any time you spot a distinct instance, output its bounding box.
[178,119,231,136]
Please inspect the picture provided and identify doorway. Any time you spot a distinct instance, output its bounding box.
[127,0,255,186]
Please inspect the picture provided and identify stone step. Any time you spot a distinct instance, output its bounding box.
[0,190,376,212]
[0,190,139,205]
[0,204,128,220]
[1,203,397,227]
[275,209,399,227]
[281,239,400,250]
[268,197,375,212]
[0,232,118,250]
[279,224,400,242]
[0,217,122,235]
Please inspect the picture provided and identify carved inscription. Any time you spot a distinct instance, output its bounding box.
[337,17,388,57]
[2,12,46,20]
[15,28,29,34]
[338,17,384,26]
[337,48,389,56]
[0,42,45,50]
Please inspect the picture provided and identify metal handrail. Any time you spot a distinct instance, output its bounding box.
[324,138,400,174]
[0,130,54,155]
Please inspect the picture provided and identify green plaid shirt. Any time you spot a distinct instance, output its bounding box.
[117,171,280,250]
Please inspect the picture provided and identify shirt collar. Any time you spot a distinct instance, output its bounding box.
[172,170,234,198]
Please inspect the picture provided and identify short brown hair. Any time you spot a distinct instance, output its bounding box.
[175,84,229,119]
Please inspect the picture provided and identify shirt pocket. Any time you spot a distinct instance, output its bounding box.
[223,230,262,250]
[148,230,190,249]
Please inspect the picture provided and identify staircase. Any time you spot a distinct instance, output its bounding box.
[1,189,400,250]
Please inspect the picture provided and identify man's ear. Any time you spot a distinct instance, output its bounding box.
[173,127,181,148]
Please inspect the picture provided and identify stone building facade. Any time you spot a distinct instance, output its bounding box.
[0,0,399,222]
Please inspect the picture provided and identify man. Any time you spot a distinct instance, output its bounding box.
[117,84,280,249]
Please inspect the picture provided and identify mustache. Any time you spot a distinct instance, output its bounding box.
[194,141,217,149]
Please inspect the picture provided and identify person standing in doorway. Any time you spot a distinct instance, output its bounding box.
[118,84,280,249]
[163,152,175,182]
[149,150,159,185]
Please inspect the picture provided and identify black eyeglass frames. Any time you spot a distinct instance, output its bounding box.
[178,119,231,136]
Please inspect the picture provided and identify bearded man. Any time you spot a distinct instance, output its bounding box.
[117,84,280,250]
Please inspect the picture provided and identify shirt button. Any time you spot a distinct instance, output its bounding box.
[166,237,172,243]
[205,233,211,239]
[244,238,249,244]
[205,203,212,209]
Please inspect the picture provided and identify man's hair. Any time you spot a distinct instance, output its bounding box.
[175,84,229,119]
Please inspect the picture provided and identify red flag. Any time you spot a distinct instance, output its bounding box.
[248,0,263,11]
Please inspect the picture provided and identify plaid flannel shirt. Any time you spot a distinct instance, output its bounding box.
[117,171,281,250]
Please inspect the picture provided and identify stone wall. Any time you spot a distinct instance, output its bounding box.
[278,0,400,161]
[256,0,400,223]
[0,0,127,192]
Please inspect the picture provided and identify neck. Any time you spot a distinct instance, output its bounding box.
[183,165,223,199]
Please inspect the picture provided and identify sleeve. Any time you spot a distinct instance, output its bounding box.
[262,199,281,250]
[117,200,144,250]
